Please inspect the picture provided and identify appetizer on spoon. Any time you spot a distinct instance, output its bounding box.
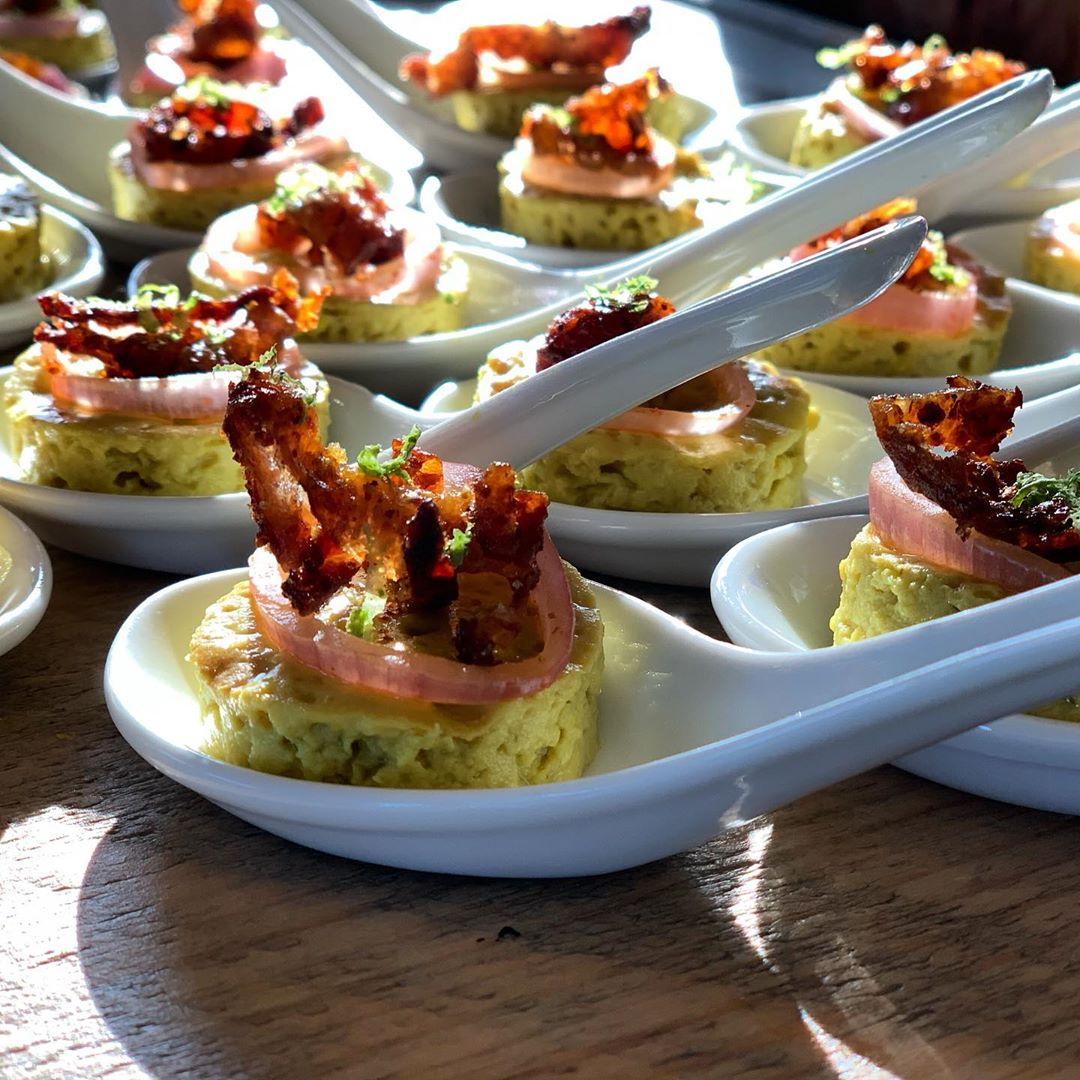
[712,380,1080,814]
[3,277,328,496]
[107,508,1080,874]
[190,159,469,343]
[110,77,350,231]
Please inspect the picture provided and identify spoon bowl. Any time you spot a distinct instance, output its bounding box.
[0,503,51,658]
[106,559,1080,875]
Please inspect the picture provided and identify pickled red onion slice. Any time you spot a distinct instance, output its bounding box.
[868,457,1069,592]
[599,361,756,437]
[826,79,902,144]
[247,534,576,705]
[46,342,306,421]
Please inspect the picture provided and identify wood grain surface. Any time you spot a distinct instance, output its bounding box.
[4,548,1080,1079]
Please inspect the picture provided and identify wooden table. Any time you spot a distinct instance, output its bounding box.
[5,548,1080,1079]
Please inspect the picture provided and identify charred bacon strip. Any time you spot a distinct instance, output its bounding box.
[399,6,650,95]
[224,371,550,663]
[256,164,405,276]
[34,275,323,379]
[836,25,1025,126]
[179,0,261,65]
[523,68,670,165]
[537,275,675,371]
[870,377,1080,559]
[138,83,324,166]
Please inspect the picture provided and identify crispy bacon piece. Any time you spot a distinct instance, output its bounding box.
[399,6,650,95]
[224,371,550,663]
[523,68,670,167]
[256,167,405,276]
[138,90,324,166]
[843,24,1025,126]
[537,285,674,371]
[870,377,1080,560]
[178,0,261,65]
[34,274,323,379]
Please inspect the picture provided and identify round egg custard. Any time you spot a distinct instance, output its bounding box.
[189,567,603,788]
[1025,199,1080,297]
[831,523,1079,722]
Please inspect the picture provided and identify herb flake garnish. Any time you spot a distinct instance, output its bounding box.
[925,232,970,287]
[346,593,386,640]
[1010,470,1080,522]
[444,522,473,568]
[356,425,422,479]
[584,274,658,313]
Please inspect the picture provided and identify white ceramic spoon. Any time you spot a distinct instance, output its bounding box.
[416,159,793,270]
[731,83,1080,224]
[106,561,1080,876]
[0,49,417,260]
[0,207,104,350]
[278,0,725,171]
[128,70,1054,392]
[711,514,1080,817]
[2,216,919,573]
[0,504,51,658]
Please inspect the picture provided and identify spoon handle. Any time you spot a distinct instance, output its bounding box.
[742,568,1080,721]
[418,216,926,469]
[584,70,1053,305]
[291,0,415,84]
[724,607,1080,823]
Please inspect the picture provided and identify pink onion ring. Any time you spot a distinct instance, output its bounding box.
[45,342,307,421]
[247,533,576,705]
[868,457,1069,592]
[825,79,902,144]
[598,361,756,437]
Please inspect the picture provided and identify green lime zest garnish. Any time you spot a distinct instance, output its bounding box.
[356,425,422,479]
[584,274,659,314]
[346,594,386,640]
[1010,470,1080,522]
